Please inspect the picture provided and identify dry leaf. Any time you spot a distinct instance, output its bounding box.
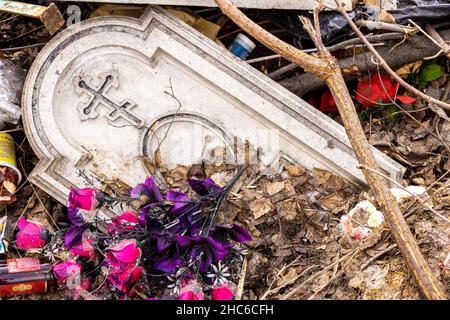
[369,131,393,148]
[266,181,285,196]
[276,268,298,287]
[317,192,347,213]
[284,164,304,177]
[312,168,332,186]
[249,198,273,219]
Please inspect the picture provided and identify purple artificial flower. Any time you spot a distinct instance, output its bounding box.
[210,224,252,248]
[64,225,87,248]
[156,234,173,253]
[187,178,222,197]
[68,208,86,227]
[153,251,183,273]
[130,176,163,203]
[176,235,228,273]
[166,191,192,215]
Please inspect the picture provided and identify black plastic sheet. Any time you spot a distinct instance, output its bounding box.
[257,0,450,44]
[256,9,360,43]
[391,1,450,25]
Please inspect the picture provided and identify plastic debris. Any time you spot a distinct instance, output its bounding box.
[390,185,427,203]
[43,174,252,300]
[0,60,24,130]
[0,133,21,205]
[339,200,385,240]
[228,33,256,60]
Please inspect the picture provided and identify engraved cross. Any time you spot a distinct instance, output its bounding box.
[78,74,143,127]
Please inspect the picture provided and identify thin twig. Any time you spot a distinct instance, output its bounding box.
[17,158,60,231]
[1,42,47,52]
[246,53,281,64]
[11,193,36,231]
[312,2,329,57]
[307,249,358,300]
[360,243,398,270]
[280,249,359,300]
[260,254,303,300]
[235,256,247,300]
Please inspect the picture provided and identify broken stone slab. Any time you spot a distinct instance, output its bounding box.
[22,6,405,219]
[54,0,353,10]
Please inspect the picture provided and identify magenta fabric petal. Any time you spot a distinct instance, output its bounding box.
[108,239,140,263]
[107,212,139,235]
[178,279,204,300]
[117,212,139,225]
[17,217,29,229]
[211,285,233,300]
[15,217,46,251]
[68,187,99,210]
[69,238,96,259]
[179,290,199,300]
[52,260,81,284]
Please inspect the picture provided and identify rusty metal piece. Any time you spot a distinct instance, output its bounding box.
[0,1,64,35]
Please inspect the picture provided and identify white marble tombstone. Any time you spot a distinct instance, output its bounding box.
[22,6,404,216]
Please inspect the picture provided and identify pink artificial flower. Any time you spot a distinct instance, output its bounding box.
[107,239,141,264]
[15,217,47,251]
[107,212,139,235]
[52,260,81,284]
[178,278,204,300]
[211,284,233,300]
[102,239,143,295]
[70,238,97,259]
[108,265,143,293]
[68,187,100,211]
